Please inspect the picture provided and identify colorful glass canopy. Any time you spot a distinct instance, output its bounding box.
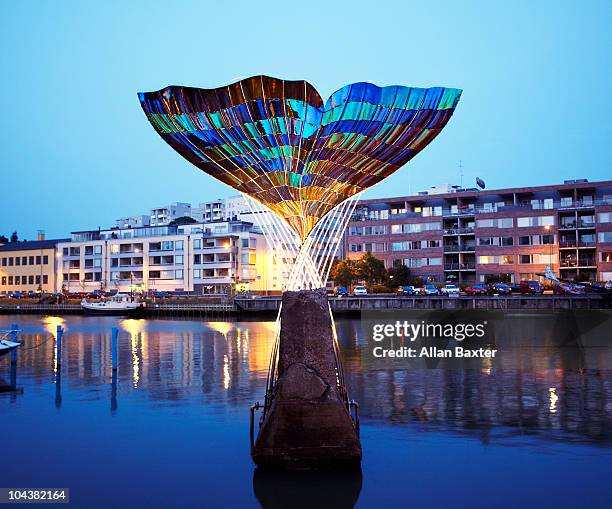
[139,76,461,241]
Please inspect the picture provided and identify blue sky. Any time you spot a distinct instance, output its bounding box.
[1,0,611,239]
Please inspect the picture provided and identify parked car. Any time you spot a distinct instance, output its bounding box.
[520,280,544,295]
[464,284,488,295]
[353,285,367,296]
[507,283,522,293]
[396,285,417,296]
[9,291,25,299]
[152,291,171,298]
[440,284,460,296]
[335,286,348,297]
[552,282,584,295]
[488,283,512,295]
[422,284,440,296]
[606,281,612,290]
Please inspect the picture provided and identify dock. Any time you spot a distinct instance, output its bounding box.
[0,295,608,316]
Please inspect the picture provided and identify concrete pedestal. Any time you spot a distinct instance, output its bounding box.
[252,289,362,470]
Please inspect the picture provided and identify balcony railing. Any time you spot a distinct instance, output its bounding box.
[443,245,476,252]
[444,263,476,270]
[443,228,475,235]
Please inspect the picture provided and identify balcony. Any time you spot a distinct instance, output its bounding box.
[443,227,475,236]
[443,245,476,252]
[444,263,476,271]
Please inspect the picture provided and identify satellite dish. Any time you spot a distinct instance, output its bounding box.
[476,177,486,190]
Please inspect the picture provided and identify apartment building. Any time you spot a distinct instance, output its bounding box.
[149,202,192,226]
[57,220,279,294]
[344,179,612,283]
[0,238,67,294]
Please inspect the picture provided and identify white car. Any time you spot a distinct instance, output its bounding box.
[606,281,612,290]
[353,285,367,296]
[440,284,460,296]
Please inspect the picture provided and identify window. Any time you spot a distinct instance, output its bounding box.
[601,252,612,263]
[110,244,119,254]
[15,257,20,266]
[35,275,41,285]
[175,240,184,250]
[161,241,174,251]
[93,259,101,267]
[1,258,5,266]
[194,254,201,264]
[517,216,554,227]
[85,246,94,255]
[241,239,249,248]
[8,276,13,285]
[43,275,48,284]
[194,269,201,279]
[478,255,514,264]
[520,254,532,264]
[69,273,79,281]
[175,270,184,279]
[598,212,612,224]
[175,255,184,265]
[390,222,440,234]
[599,232,612,243]
[476,218,513,228]
[193,239,201,249]
[29,256,35,265]
[14,276,20,285]
[1,276,5,285]
[8,257,13,266]
[28,275,34,285]
[43,255,48,264]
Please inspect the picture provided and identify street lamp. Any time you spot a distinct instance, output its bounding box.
[544,224,553,271]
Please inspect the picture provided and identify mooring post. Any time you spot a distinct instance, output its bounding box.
[111,327,118,371]
[56,325,63,370]
[10,322,18,365]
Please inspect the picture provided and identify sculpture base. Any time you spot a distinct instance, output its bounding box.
[252,289,362,470]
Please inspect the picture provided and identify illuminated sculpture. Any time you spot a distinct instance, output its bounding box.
[139,75,461,290]
[139,76,461,468]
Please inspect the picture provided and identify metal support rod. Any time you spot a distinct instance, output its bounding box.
[250,402,262,450]
[349,399,360,437]
[111,327,118,371]
[56,325,63,370]
[10,322,18,365]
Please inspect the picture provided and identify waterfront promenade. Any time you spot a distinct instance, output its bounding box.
[0,294,608,316]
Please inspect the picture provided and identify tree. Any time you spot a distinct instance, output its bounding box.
[331,258,358,288]
[387,264,412,287]
[356,252,387,285]
[0,234,7,244]
[10,231,18,243]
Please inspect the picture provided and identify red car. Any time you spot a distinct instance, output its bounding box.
[464,284,489,295]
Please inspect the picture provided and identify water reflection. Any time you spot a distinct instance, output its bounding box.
[1,313,610,446]
[253,467,362,509]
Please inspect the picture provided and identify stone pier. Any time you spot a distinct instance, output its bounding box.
[252,288,362,470]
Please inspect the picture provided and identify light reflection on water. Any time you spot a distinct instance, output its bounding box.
[1,313,611,509]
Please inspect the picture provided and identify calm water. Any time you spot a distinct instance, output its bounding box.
[1,313,611,509]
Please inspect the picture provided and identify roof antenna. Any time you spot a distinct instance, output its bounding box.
[458,160,464,189]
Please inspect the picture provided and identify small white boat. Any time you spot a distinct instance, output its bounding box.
[0,338,20,358]
[81,293,143,315]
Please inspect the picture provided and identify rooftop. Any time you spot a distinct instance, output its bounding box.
[0,238,69,252]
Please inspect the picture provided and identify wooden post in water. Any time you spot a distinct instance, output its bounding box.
[10,322,18,365]
[56,325,63,370]
[111,327,118,371]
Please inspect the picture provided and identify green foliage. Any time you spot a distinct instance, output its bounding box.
[10,231,18,243]
[356,252,387,285]
[331,258,359,288]
[386,264,412,286]
[367,284,393,294]
[0,235,8,244]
